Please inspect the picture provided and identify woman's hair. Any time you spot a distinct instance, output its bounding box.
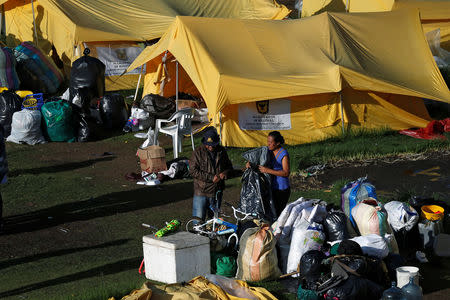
[268,131,285,145]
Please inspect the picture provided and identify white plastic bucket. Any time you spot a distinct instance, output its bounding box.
[396,266,420,288]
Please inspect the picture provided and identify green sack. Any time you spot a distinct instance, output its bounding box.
[216,256,237,278]
[41,100,76,142]
[330,243,340,256]
[210,252,226,274]
[297,283,319,300]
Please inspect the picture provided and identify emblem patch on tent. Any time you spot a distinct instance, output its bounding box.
[256,100,269,114]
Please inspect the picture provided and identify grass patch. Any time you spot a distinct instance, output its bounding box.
[224,128,450,171]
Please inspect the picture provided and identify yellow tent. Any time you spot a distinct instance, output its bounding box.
[301,0,450,51]
[127,11,450,147]
[1,0,289,91]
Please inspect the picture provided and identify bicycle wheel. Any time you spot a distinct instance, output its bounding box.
[185,218,200,233]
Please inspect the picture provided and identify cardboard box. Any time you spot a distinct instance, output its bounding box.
[137,145,167,173]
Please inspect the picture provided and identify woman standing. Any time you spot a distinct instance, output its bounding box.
[258,131,290,217]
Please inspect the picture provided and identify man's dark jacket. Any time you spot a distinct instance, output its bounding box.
[190,144,233,197]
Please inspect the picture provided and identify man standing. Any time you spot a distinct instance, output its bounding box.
[0,125,8,231]
[190,127,233,221]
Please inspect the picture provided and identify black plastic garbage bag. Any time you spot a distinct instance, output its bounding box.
[140,93,175,128]
[337,240,363,256]
[384,254,405,283]
[336,256,367,276]
[324,275,384,300]
[0,91,22,136]
[300,250,327,280]
[140,93,175,115]
[324,210,350,242]
[69,48,105,110]
[75,113,98,142]
[239,147,277,222]
[99,94,128,129]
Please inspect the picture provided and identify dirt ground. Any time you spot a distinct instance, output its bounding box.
[1,134,449,299]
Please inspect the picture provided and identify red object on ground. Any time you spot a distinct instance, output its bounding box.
[399,118,450,140]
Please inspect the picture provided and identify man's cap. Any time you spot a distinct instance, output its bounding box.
[202,127,220,146]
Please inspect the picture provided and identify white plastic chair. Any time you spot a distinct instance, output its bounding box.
[153,108,195,158]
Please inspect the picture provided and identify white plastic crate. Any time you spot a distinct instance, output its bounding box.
[142,231,210,283]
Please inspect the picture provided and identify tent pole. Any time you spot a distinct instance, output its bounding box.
[346,0,349,12]
[133,64,144,103]
[31,0,38,46]
[1,4,5,38]
[219,111,223,144]
[340,92,345,135]
[176,60,179,111]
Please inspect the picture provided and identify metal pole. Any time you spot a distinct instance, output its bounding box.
[1,4,5,38]
[133,64,144,102]
[340,93,345,135]
[219,111,223,144]
[31,0,39,46]
[346,0,349,12]
[176,61,179,111]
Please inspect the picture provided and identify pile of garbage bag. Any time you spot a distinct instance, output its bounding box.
[201,176,449,299]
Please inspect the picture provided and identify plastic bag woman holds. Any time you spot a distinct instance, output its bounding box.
[236,224,281,281]
[239,147,277,222]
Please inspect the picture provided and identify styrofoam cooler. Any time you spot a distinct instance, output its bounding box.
[143,231,210,283]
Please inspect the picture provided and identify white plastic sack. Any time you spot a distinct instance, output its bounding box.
[286,221,325,275]
[61,88,70,100]
[274,197,315,241]
[140,129,155,148]
[302,204,327,224]
[384,201,419,232]
[131,107,151,130]
[205,274,258,300]
[7,110,46,145]
[351,234,389,259]
[351,200,391,236]
[384,233,400,254]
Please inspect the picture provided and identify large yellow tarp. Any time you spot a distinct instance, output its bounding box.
[109,276,277,300]
[2,0,289,90]
[301,0,450,50]
[127,11,450,147]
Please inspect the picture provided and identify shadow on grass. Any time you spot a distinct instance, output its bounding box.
[0,257,142,298]
[8,156,116,177]
[3,181,193,234]
[0,239,131,270]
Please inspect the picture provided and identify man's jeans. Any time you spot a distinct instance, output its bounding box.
[192,193,222,221]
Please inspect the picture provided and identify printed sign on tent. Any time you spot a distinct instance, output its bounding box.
[238,99,291,130]
[96,46,145,76]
